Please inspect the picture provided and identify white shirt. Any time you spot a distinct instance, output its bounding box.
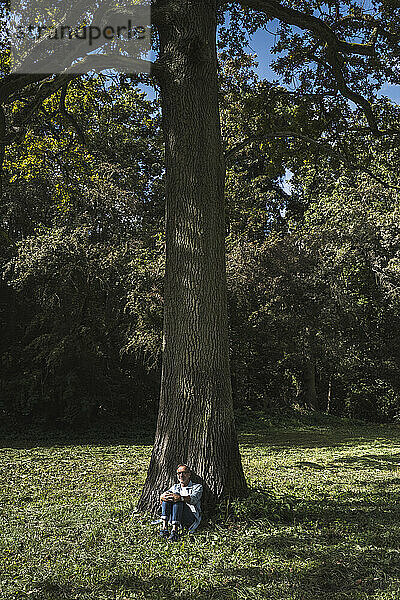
[167,480,203,532]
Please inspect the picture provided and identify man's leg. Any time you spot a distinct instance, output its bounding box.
[180,504,195,530]
[161,501,173,530]
[170,501,184,532]
[169,502,195,539]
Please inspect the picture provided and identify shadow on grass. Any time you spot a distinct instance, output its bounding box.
[0,428,155,449]
[212,487,295,525]
[239,427,400,450]
[6,425,400,600]
[230,484,400,599]
[34,573,241,600]
[30,482,400,600]
[291,453,400,472]
[226,531,400,599]
[366,476,400,487]
[200,467,400,599]
[33,574,175,600]
[32,579,90,600]
[332,452,400,470]
[3,424,400,452]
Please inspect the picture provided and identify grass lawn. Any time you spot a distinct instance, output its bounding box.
[1,421,400,599]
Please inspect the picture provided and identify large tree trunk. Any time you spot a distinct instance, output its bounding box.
[138,1,248,513]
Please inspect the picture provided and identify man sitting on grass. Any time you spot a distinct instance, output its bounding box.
[159,464,203,541]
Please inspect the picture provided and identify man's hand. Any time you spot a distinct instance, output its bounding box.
[160,491,182,502]
[160,491,174,502]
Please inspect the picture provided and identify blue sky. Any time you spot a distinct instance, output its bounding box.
[247,26,400,103]
[242,0,399,104]
[141,24,399,105]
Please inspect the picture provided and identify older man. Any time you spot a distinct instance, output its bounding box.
[159,464,203,541]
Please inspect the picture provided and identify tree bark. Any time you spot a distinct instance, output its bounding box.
[137,1,248,513]
[303,357,318,411]
[326,376,332,413]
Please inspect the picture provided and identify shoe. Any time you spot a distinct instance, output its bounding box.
[168,531,180,542]
[158,529,169,539]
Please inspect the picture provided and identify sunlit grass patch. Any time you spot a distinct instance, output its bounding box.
[1,423,400,599]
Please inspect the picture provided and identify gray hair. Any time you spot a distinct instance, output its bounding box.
[177,464,191,472]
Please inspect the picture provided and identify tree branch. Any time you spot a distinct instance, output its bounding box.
[225,131,317,162]
[0,106,5,195]
[60,84,86,146]
[2,54,163,138]
[13,74,79,127]
[225,130,400,191]
[60,54,154,75]
[0,74,52,105]
[236,0,384,134]
[332,14,400,52]
[323,46,379,135]
[237,0,376,56]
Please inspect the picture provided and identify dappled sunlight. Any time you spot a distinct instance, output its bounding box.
[2,424,400,599]
[239,425,400,450]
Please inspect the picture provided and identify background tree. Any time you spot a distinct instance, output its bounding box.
[1,75,164,428]
[226,91,400,421]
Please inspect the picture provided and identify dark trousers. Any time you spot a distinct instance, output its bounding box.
[161,501,195,528]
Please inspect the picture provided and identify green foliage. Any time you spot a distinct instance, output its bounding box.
[0,75,164,427]
[227,171,400,420]
[216,488,294,524]
[2,31,400,426]
[219,50,400,420]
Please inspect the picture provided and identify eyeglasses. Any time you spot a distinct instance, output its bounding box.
[177,471,189,475]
